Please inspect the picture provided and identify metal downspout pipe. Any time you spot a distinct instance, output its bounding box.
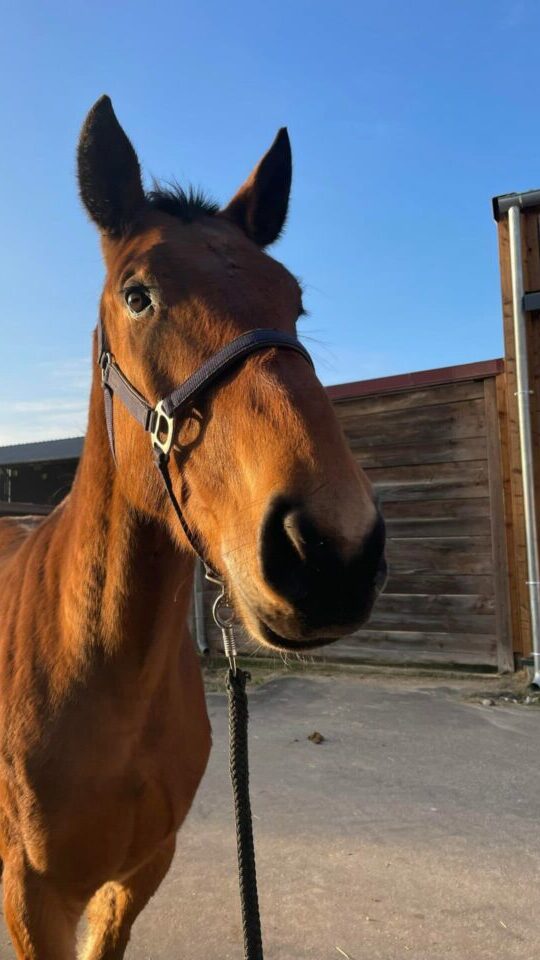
[508,204,540,687]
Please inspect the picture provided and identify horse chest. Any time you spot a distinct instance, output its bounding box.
[0,662,211,885]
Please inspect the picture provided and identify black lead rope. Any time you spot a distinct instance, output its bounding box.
[226,667,264,960]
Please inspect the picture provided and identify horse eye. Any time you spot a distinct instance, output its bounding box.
[125,288,151,314]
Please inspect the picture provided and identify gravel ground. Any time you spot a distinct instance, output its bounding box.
[0,672,538,959]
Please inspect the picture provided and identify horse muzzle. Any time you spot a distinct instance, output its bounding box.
[229,507,387,651]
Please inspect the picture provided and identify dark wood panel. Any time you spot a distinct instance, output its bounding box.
[326,632,498,666]
[341,400,486,446]
[367,460,487,484]
[386,516,491,539]
[381,498,491,520]
[375,478,489,503]
[372,462,489,502]
[484,377,513,671]
[366,460,489,501]
[385,572,493,596]
[353,436,487,469]
[348,629,495,652]
[334,378,485,418]
[496,371,522,660]
[388,538,493,574]
[375,592,495,616]
[368,611,495,635]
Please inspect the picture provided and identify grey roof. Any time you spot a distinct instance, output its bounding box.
[0,437,84,465]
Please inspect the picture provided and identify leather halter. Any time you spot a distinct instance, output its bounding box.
[97,315,314,580]
[98,318,313,959]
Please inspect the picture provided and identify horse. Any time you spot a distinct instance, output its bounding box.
[0,96,386,958]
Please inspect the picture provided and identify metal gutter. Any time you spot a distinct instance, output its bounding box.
[493,188,540,222]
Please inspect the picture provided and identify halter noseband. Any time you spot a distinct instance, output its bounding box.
[97,317,314,581]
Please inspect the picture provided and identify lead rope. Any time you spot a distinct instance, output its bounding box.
[153,450,264,957]
[211,579,264,960]
[226,667,264,960]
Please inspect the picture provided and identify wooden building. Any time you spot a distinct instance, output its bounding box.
[327,361,510,669]
[0,438,82,516]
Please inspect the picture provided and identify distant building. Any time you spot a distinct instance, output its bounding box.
[0,437,84,515]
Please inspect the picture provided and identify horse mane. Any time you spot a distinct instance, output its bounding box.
[146,181,219,223]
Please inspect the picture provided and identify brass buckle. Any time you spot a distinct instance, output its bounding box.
[151,400,175,456]
[100,351,112,382]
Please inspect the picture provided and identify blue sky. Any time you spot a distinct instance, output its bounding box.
[1,0,539,443]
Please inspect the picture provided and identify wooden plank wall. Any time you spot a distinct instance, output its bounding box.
[495,207,540,661]
[329,375,510,668]
[202,368,513,670]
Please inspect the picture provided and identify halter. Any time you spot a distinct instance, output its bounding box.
[98,315,314,960]
[97,315,314,658]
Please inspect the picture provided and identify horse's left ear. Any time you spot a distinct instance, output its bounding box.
[220,128,292,247]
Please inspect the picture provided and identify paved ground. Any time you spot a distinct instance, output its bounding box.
[0,673,538,959]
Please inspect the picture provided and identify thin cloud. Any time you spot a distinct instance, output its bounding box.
[0,357,90,445]
[38,357,91,389]
[0,407,88,445]
[10,400,87,414]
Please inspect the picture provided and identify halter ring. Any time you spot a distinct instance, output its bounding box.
[150,400,175,457]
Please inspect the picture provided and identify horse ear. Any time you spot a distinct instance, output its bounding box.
[221,128,292,247]
[77,95,145,234]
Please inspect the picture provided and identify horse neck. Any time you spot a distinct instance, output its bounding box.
[59,370,194,658]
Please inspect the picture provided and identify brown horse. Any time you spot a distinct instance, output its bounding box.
[0,96,385,958]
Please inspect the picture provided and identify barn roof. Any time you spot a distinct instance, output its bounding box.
[0,437,84,466]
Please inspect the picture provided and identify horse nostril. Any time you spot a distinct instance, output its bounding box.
[282,509,307,561]
[282,508,325,563]
[261,498,324,602]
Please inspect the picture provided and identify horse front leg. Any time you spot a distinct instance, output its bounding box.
[2,851,82,960]
[79,835,176,960]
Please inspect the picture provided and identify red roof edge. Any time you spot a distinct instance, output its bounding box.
[326,358,504,402]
